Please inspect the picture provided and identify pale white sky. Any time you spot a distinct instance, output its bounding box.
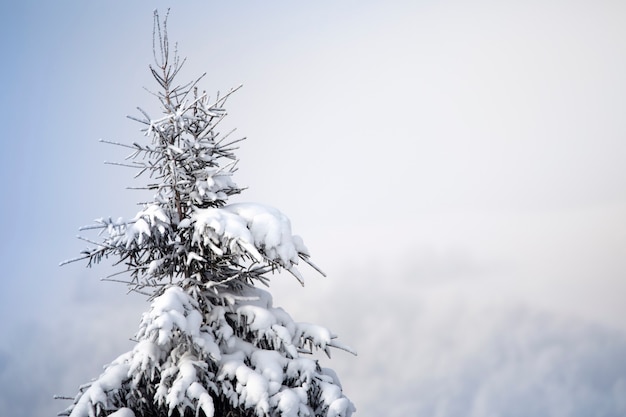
[1,1,626,416]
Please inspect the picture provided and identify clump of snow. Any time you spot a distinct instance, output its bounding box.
[68,355,131,417]
[327,398,356,417]
[190,169,237,205]
[108,408,135,417]
[237,305,278,331]
[192,207,264,262]
[271,388,305,417]
[138,286,204,345]
[189,203,310,281]
[225,202,309,263]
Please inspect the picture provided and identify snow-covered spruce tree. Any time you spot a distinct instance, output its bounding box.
[59,13,355,417]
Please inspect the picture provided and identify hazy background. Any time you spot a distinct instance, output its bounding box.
[1,1,626,416]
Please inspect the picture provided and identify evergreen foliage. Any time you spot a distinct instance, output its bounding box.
[60,12,355,417]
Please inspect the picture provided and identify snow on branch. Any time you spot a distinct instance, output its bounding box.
[67,200,320,293]
[61,287,355,417]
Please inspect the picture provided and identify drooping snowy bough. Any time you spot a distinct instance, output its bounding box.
[59,12,355,417]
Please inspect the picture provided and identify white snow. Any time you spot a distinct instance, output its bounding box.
[165,353,199,410]
[318,381,343,407]
[327,398,356,417]
[225,203,309,264]
[128,217,151,245]
[146,258,163,275]
[128,340,161,382]
[234,364,270,414]
[192,207,264,262]
[188,382,215,417]
[286,358,318,386]
[177,217,192,228]
[296,322,332,352]
[138,286,204,345]
[108,408,135,417]
[251,350,286,395]
[192,169,236,204]
[237,305,277,331]
[65,284,355,417]
[186,251,205,266]
[126,205,170,245]
[186,203,313,286]
[68,359,131,417]
[271,389,302,417]
[271,324,299,358]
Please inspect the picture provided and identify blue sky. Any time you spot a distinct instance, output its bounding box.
[1,1,626,416]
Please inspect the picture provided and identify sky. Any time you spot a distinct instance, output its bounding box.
[1,1,626,416]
